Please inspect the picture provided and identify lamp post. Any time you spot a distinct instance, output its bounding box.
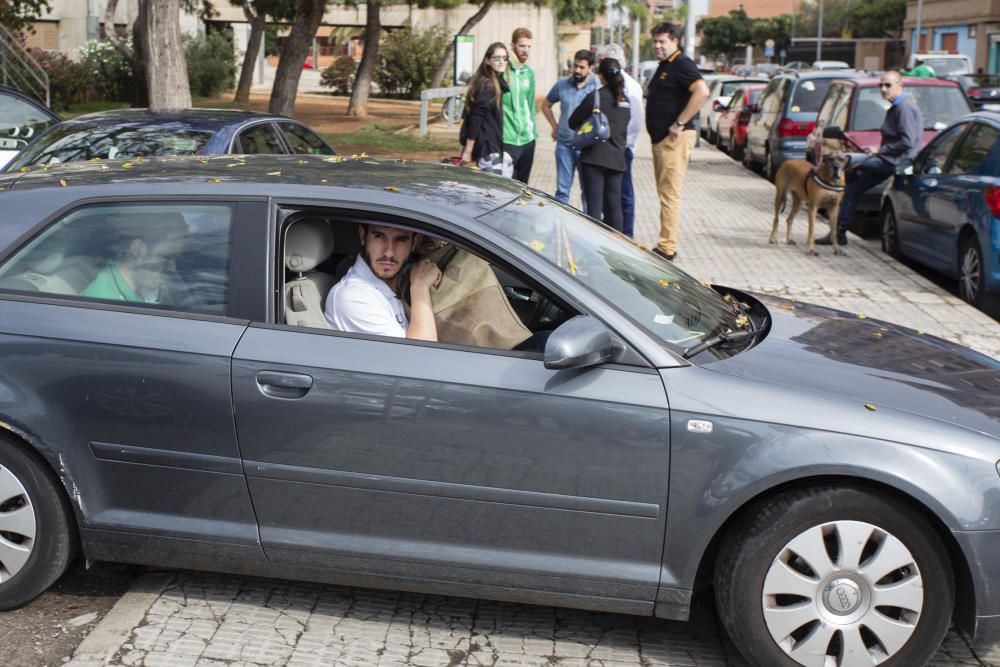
[816,0,824,62]
[914,0,924,55]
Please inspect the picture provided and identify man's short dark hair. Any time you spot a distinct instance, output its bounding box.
[651,22,681,40]
[573,49,595,65]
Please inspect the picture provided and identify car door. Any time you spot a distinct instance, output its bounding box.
[748,79,784,162]
[0,199,263,562]
[897,123,968,267]
[276,122,336,156]
[230,207,671,608]
[925,122,1000,271]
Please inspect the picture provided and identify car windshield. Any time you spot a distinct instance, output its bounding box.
[923,58,969,75]
[8,122,214,169]
[478,197,745,357]
[852,86,972,131]
[966,75,1000,88]
[790,78,835,113]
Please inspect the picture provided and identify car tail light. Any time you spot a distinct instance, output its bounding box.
[986,186,1000,219]
[968,88,982,97]
[778,118,815,137]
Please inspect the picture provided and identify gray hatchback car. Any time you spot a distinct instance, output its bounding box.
[0,155,999,667]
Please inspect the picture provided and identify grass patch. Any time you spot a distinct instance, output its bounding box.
[323,122,456,156]
[62,100,131,118]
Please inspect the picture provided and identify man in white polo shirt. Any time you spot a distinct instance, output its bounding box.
[324,224,441,341]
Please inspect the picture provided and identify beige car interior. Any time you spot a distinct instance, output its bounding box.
[283,219,336,328]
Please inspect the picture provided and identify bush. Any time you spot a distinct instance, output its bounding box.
[374,26,449,99]
[185,29,237,98]
[79,39,138,103]
[320,56,358,95]
[30,48,92,111]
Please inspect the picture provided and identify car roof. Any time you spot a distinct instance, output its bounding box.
[778,70,866,81]
[0,154,526,220]
[844,76,962,88]
[55,108,295,132]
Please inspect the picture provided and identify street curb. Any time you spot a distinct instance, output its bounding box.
[65,570,175,667]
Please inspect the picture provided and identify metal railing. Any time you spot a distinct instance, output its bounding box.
[418,85,465,137]
[0,22,50,108]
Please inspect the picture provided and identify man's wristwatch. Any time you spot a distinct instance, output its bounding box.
[674,120,686,128]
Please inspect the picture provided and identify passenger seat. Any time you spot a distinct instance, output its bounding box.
[284,220,336,328]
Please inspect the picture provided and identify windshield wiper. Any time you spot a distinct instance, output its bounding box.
[683,328,759,359]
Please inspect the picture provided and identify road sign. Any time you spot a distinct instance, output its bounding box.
[765,39,775,49]
[765,46,775,57]
[454,35,475,86]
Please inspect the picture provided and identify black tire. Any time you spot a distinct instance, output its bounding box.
[715,485,954,667]
[765,149,777,182]
[731,134,744,161]
[743,144,757,171]
[708,128,717,145]
[0,435,75,610]
[881,205,901,259]
[959,236,1000,318]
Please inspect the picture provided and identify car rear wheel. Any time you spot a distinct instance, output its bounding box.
[731,133,744,161]
[715,485,953,667]
[959,237,1000,317]
[765,149,777,182]
[743,144,757,171]
[0,436,75,610]
[881,206,901,259]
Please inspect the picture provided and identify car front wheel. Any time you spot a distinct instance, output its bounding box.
[0,436,75,610]
[881,205,901,259]
[959,237,1000,317]
[715,485,953,667]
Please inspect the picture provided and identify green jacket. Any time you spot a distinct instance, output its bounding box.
[81,262,171,304]
[502,61,537,147]
[905,64,936,78]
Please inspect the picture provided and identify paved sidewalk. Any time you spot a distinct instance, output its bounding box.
[64,123,1000,667]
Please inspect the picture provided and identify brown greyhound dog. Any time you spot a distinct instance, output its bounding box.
[769,140,852,255]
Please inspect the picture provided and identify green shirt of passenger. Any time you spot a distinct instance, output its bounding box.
[81,262,172,305]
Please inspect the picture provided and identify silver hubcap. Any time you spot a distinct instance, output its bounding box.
[961,246,981,303]
[883,213,896,253]
[0,465,36,582]
[762,520,923,667]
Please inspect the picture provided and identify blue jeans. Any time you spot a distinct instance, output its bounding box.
[836,156,895,235]
[621,147,635,237]
[554,141,582,207]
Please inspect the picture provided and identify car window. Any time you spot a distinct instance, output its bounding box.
[948,123,1000,175]
[789,78,834,114]
[0,92,57,154]
[479,198,744,357]
[8,124,213,168]
[279,215,578,354]
[917,123,967,174]
[761,80,785,113]
[236,123,285,154]
[923,58,969,76]
[816,84,843,123]
[278,123,335,156]
[851,88,891,131]
[0,202,233,315]
[721,80,759,97]
[907,85,973,130]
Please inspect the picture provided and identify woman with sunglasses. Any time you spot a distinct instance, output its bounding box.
[460,42,513,177]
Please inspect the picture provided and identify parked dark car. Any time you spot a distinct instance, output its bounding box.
[716,83,767,160]
[944,74,1000,111]
[698,75,768,144]
[882,111,1000,317]
[0,85,59,170]
[744,70,865,180]
[3,108,334,171]
[0,156,999,667]
[805,76,974,232]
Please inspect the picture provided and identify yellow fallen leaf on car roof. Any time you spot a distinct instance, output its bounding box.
[864,403,877,411]
[857,313,867,319]
[266,171,281,176]
[122,162,133,168]
[660,279,670,287]
[873,332,883,339]
[208,178,221,183]
[384,186,398,191]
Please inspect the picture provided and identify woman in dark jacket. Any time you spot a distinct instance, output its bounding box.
[568,57,630,232]
[460,42,512,177]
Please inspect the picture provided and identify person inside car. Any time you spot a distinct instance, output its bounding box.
[324,224,441,342]
[81,213,187,305]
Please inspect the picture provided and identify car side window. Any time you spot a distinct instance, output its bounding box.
[816,85,842,125]
[278,215,577,354]
[947,123,1000,175]
[278,123,335,156]
[0,202,233,316]
[236,123,285,154]
[917,123,967,174]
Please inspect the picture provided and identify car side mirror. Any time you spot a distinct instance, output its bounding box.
[544,315,621,370]
[895,159,914,176]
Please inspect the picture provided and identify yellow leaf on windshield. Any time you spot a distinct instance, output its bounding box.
[529,240,545,252]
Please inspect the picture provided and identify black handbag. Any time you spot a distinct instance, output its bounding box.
[570,90,611,150]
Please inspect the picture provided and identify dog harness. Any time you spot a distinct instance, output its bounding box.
[806,167,845,193]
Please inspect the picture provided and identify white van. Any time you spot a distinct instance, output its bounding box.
[907,52,973,76]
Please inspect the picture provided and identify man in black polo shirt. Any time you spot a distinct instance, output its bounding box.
[646,22,709,261]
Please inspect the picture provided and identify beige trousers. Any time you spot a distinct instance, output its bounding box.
[651,130,697,255]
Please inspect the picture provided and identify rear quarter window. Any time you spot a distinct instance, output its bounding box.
[789,78,835,114]
[908,85,974,130]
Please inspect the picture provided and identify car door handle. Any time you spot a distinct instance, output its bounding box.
[924,178,938,188]
[503,286,535,302]
[256,371,313,399]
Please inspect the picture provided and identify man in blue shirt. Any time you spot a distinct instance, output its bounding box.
[818,71,923,247]
[541,50,597,205]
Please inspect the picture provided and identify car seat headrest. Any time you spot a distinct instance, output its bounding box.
[286,220,335,273]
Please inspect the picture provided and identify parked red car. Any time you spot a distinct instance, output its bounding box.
[716,83,766,160]
[805,76,974,231]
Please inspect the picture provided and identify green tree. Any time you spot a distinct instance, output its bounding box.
[374,25,449,99]
[698,8,752,60]
[229,0,296,103]
[847,0,905,38]
[750,15,791,51]
[0,0,51,34]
